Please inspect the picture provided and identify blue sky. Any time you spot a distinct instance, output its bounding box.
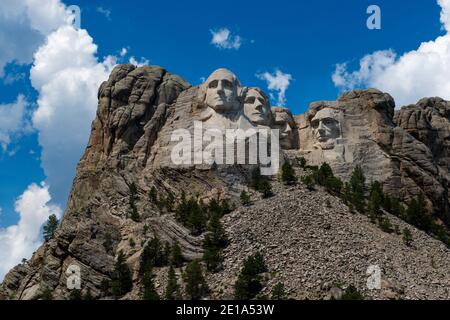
[0,0,448,277]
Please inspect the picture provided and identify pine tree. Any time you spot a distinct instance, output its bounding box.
[234,253,267,300]
[83,288,94,300]
[368,181,383,222]
[349,166,366,213]
[403,228,413,246]
[341,285,364,300]
[43,214,59,242]
[184,261,208,300]
[166,192,175,212]
[187,197,207,236]
[165,266,181,300]
[142,270,160,300]
[141,237,168,274]
[171,241,184,268]
[40,287,53,300]
[149,186,158,203]
[111,251,133,298]
[259,179,273,199]
[271,283,286,300]
[301,174,315,191]
[240,190,251,206]
[406,194,432,232]
[68,289,82,300]
[281,161,297,185]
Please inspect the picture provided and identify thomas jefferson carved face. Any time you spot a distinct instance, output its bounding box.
[205,69,241,113]
[244,88,271,126]
[272,107,296,149]
[311,108,341,150]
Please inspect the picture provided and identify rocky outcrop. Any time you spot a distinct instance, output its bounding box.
[296,89,450,224]
[2,65,450,300]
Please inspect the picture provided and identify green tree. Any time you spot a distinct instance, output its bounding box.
[166,192,175,212]
[187,197,207,236]
[171,241,184,268]
[368,181,383,222]
[349,166,366,213]
[281,161,297,185]
[403,228,413,246]
[184,261,208,300]
[234,253,267,300]
[301,175,315,191]
[203,213,227,272]
[142,270,160,300]
[111,251,133,298]
[83,288,94,300]
[378,216,394,233]
[165,266,181,300]
[43,214,59,242]
[271,283,286,300]
[259,179,273,199]
[297,157,307,168]
[240,190,251,206]
[341,285,364,300]
[149,186,158,203]
[140,237,168,274]
[40,287,53,300]
[68,289,82,300]
[406,194,432,232]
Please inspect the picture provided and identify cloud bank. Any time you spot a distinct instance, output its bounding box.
[0,182,61,280]
[333,0,450,107]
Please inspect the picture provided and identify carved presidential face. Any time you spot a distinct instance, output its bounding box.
[272,107,296,149]
[311,108,341,150]
[205,69,241,113]
[244,88,271,126]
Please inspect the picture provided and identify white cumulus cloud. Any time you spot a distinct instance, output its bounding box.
[210,28,242,50]
[31,25,116,205]
[333,0,450,107]
[0,0,69,76]
[0,95,32,152]
[257,69,293,106]
[0,182,61,281]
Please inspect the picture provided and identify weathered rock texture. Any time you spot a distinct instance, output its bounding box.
[1,66,450,300]
[297,89,450,224]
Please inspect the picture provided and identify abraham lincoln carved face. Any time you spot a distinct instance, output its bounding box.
[311,108,341,150]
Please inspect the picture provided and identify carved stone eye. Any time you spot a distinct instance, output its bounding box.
[208,80,218,89]
[245,97,256,104]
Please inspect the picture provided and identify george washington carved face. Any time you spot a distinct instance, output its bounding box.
[311,108,341,150]
[204,68,241,113]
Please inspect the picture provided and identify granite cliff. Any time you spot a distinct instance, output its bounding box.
[1,65,450,300]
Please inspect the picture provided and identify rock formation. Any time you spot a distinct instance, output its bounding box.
[1,66,450,300]
[296,89,450,224]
